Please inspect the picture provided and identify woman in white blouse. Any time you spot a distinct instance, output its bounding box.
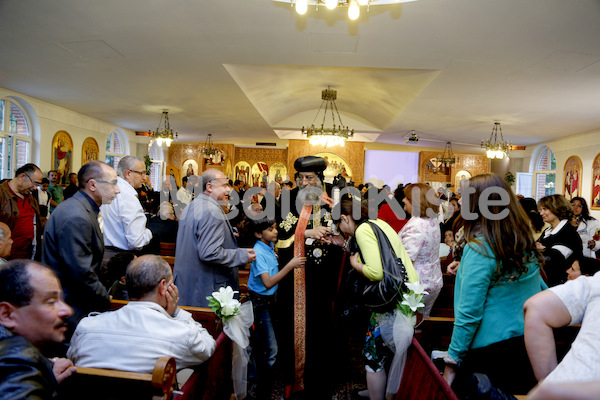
[399,183,443,316]
[570,197,600,258]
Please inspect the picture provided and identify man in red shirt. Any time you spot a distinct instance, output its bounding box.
[0,163,43,260]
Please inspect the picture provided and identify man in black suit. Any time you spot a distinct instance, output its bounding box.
[62,173,79,200]
[42,161,120,332]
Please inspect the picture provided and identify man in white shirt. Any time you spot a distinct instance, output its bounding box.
[100,156,152,265]
[524,272,600,399]
[176,176,192,207]
[67,255,216,373]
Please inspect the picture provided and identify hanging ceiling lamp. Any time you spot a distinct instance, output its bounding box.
[436,141,456,166]
[201,133,219,158]
[301,86,354,148]
[481,122,511,159]
[275,0,418,21]
[149,110,178,147]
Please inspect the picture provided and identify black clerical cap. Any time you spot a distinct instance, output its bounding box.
[294,156,327,173]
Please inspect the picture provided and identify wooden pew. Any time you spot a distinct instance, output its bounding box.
[160,242,176,256]
[238,268,250,297]
[61,300,233,400]
[429,273,455,318]
[161,256,176,272]
[395,337,459,400]
[60,356,177,400]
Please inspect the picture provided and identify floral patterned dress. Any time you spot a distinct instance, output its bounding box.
[399,216,443,316]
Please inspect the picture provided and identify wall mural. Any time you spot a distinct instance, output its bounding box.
[314,152,352,183]
[251,162,269,187]
[81,137,99,165]
[454,170,472,194]
[203,149,226,166]
[51,130,73,185]
[234,161,251,185]
[268,162,288,184]
[563,156,582,201]
[592,153,600,210]
[182,159,199,179]
[165,164,180,189]
[425,158,448,175]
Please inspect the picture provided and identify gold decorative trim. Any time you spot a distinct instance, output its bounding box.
[275,236,295,250]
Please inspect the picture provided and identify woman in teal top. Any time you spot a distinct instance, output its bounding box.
[336,198,419,400]
[443,173,546,397]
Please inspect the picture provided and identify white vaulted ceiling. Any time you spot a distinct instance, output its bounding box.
[1,0,600,152]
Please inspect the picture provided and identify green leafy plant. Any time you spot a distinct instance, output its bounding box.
[144,154,152,175]
[505,171,515,186]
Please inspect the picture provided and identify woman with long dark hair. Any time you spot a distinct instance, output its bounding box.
[443,173,545,397]
[570,196,600,259]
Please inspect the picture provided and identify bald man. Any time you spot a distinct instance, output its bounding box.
[174,169,255,307]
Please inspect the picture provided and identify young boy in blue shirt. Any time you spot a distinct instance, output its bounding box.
[248,217,305,399]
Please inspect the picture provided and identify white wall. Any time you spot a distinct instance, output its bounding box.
[511,129,600,220]
[0,86,150,176]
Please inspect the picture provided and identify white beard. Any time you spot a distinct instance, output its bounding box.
[296,178,324,207]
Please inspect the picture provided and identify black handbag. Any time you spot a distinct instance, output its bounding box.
[359,221,409,313]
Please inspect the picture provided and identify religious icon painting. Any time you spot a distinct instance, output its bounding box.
[591,153,600,210]
[251,162,269,187]
[165,164,180,188]
[269,162,287,184]
[563,156,582,202]
[182,159,199,178]
[454,170,471,193]
[81,137,99,165]
[314,152,353,182]
[51,130,73,185]
[234,161,251,185]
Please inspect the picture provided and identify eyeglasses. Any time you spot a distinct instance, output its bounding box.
[209,177,230,185]
[129,170,147,176]
[25,174,42,188]
[94,179,119,186]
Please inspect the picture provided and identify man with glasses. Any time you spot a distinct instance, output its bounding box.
[273,156,345,399]
[42,160,120,332]
[174,168,256,308]
[0,163,43,261]
[100,156,153,267]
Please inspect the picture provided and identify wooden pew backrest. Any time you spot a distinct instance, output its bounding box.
[61,356,176,400]
[396,337,459,400]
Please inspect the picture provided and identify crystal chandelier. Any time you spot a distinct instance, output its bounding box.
[301,86,354,148]
[274,0,418,21]
[149,110,178,147]
[436,142,456,166]
[481,122,511,159]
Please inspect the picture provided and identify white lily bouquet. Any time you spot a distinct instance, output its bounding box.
[206,286,242,322]
[206,286,253,400]
[397,281,429,326]
[382,281,429,398]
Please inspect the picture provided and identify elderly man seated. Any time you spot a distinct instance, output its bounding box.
[524,271,600,399]
[0,260,76,398]
[67,255,216,373]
